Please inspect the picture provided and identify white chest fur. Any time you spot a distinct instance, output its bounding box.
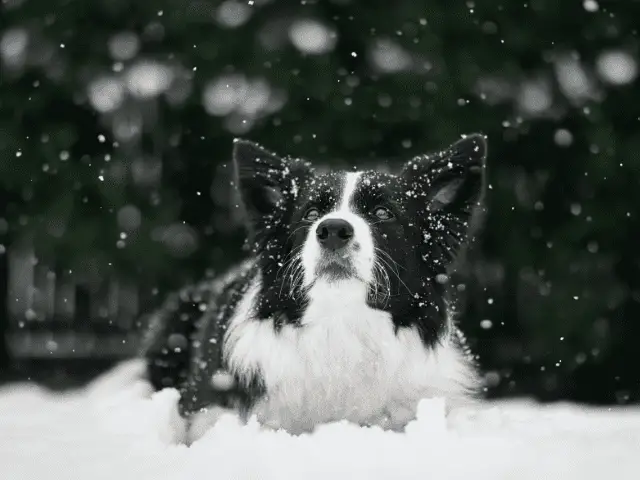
[223,276,477,434]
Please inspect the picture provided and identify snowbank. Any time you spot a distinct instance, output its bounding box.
[1,359,638,480]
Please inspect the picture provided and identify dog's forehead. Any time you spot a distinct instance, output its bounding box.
[357,170,398,190]
[351,171,405,203]
[301,170,405,210]
[305,170,400,198]
[302,171,344,202]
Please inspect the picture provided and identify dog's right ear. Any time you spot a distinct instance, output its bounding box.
[232,139,312,225]
[400,134,487,265]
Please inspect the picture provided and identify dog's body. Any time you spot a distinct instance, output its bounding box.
[141,135,487,442]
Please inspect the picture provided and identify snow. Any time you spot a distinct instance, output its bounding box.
[88,76,126,113]
[216,1,252,29]
[108,32,140,62]
[202,74,286,134]
[288,19,337,55]
[369,39,413,74]
[596,50,638,86]
[0,27,28,68]
[1,359,639,480]
[554,55,597,104]
[125,61,175,99]
[517,79,552,116]
[554,128,574,147]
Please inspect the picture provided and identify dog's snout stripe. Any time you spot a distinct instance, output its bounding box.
[339,172,362,213]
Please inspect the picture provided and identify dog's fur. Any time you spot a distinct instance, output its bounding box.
[140,134,488,442]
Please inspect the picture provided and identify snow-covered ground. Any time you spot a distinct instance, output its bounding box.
[1,360,638,480]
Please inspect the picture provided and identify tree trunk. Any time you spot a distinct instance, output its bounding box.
[0,244,10,372]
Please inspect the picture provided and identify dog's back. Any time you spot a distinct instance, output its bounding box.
[140,260,254,399]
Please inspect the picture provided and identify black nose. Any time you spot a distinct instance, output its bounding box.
[316,219,354,250]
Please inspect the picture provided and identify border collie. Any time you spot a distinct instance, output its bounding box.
[140,133,488,442]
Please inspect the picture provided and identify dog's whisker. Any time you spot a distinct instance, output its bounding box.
[375,252,414,298]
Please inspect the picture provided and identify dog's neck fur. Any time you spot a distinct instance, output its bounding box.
[221,271,479,435]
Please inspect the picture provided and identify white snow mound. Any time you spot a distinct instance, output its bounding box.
[1,359,639,480]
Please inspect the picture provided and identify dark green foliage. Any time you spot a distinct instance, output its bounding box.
[1,0,639,402]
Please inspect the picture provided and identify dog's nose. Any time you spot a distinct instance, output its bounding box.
[316,219,354,250]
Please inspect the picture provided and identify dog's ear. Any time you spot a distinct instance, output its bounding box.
[232,139,312,226]
[402,134,487,213]
[401,134,487,261]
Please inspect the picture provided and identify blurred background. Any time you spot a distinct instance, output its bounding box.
[1,0,639,405]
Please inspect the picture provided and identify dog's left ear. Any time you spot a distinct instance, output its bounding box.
[402,133,487,215]
[232,139,312,226]
[401,134,487,262]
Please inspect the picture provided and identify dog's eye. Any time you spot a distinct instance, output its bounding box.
[304,208,320,222]
[373,206,393,221]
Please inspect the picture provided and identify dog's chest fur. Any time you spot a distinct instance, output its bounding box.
[223,275,474,434]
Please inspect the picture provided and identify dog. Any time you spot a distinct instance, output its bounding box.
[140,133,488,442]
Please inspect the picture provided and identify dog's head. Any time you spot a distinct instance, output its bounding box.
[232,135,487,344]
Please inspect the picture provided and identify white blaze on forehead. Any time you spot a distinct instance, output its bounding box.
[339,172,362,212]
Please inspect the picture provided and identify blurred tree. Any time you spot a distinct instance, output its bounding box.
[0,247,8,371]
[1,0,640,402]
[0,182,13,371]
